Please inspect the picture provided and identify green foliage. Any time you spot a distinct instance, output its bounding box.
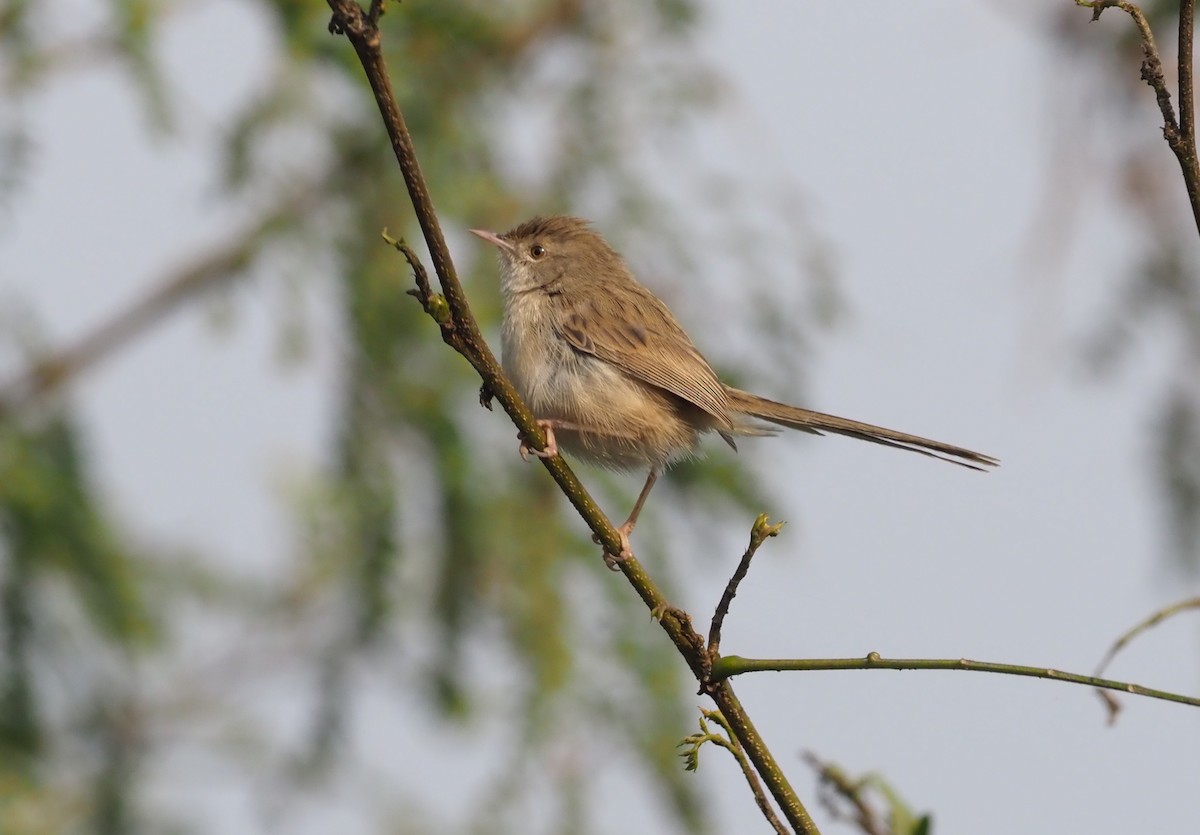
[1,416,155,645]
[677,708,734,773]
[0,413,157,833]
[2,1,835,832]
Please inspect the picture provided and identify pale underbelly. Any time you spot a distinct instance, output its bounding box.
[505,348,706,471]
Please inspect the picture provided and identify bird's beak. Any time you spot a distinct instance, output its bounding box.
[469,228,514,253]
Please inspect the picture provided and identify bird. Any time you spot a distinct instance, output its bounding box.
[471,216,997,563]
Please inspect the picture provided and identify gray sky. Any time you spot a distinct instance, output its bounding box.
[3,2,1197,833]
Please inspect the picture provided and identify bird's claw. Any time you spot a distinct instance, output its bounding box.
[594,525,634,570]
[518,420,558,461]
[649,602,688,623]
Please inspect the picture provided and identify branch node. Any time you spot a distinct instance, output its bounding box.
[386,230,454,329]
[367,0,386,27]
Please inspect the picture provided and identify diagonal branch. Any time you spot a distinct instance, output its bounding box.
[325,2,819,832]
[1176,0,1200,229]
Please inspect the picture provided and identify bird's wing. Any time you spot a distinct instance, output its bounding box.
[553,283,734,430]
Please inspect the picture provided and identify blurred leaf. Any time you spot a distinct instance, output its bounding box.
[0,415,156,645]
[1050,1,1200,571]
[0,1,833,831]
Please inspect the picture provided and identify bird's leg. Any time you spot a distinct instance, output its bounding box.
[599,468,660,569]
[518,419,644,461]
[518,419,560,461]
[617,467,660,549]
[514,423,660,570]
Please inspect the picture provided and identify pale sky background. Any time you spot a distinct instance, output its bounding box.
[3,2,1198,834]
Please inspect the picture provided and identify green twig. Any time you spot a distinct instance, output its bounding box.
[712,652,1200,710]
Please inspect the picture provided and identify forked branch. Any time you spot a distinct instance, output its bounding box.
[1077,0,1200,235]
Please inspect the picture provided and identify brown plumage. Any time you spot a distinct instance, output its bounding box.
[471,216,997,563]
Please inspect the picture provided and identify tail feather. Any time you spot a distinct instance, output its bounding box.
[725,387,998,471]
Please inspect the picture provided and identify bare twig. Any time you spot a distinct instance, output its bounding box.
[1091,596,1200,723]
[1179,0,1196,143]
[384,232,454,335]
[709,514,785,656]
[1171,0,1199,230]
[1077,0,1200,235]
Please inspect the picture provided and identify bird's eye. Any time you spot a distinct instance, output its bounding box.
[530,244,546,258]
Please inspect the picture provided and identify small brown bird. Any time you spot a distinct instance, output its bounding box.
[471,216,997,563]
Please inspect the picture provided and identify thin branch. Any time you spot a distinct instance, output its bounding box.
[712,652,1200,710]
[324,4,818,832]
[681,710,789,835]
[1177,0,1200,231]
[709,514,784,656]
[384,232,455,340]
[1091,596,1200,723]
[1077,0,1200,235]
[716,715,790,835]
[1180,0,1195,141]
[367,0,385,27]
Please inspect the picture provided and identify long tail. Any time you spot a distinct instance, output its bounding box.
[725,387,999,471]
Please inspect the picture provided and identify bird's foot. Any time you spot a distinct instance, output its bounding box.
[595,522,635,571]
[649,602,688,623]
[518,419,559,461]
